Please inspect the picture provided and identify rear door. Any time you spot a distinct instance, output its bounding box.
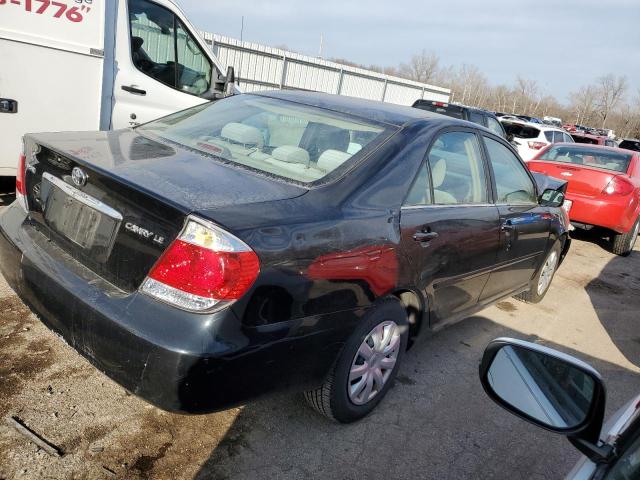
[480,135,550,301]
[400,129,500,325]
[111,0,217,128]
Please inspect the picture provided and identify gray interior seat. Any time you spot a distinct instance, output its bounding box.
[431,158,457,204]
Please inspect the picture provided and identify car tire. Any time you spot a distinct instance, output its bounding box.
[304,298,409,423]
[611,217,640,256]
[514,241,562,304]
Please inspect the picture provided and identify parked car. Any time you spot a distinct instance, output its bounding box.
[543,116,562,127]
[515,115,543,124]
[412,100,508,139]
[571,132,617,147]
[480,338,640,480]
[0,91,570,422]
[501,120,575,161]
[528,144,640,255]
[619,139,640,153]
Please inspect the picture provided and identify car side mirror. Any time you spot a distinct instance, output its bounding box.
[203,66,236,101]
[539,188,565,207]
[479,338,611,462]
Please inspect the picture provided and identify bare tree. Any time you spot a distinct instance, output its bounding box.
[595,74,627,128]
[398,50,440,84]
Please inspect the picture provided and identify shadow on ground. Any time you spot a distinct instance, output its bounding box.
[192,315,639,480]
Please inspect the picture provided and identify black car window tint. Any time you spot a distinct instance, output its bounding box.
[404,162,432,206]
[427,132,488,205]
[469,112,484,125]
[485,137,537,204]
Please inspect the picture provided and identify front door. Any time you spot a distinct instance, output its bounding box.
[112,0,215,128]
[400,130,500,325]
[480,135,551,301]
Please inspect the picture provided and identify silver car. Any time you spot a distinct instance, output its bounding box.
[480,338,640,479]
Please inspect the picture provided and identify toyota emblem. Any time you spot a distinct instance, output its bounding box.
[71,167,88,187]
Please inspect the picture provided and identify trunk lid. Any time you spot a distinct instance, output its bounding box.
[22,130,306,291]
[527,160,618,198]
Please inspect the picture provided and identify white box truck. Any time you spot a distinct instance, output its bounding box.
[0,0,237,177]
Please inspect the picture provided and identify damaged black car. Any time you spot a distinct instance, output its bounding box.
[0,91,570,422]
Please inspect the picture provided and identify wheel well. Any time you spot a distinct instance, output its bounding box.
[392,289,425,347]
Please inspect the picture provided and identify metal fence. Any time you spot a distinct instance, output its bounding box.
[200,32,451,106]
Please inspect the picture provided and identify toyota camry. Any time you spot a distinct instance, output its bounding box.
[0,91,570,422]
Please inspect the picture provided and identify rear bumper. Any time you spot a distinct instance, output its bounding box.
[567,193,636,233]
[0,203,354,413]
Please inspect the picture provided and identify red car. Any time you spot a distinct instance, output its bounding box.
[528,144,640,255]
[570,132,617,147]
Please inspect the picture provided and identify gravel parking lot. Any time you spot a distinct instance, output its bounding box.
[1,187,639,480]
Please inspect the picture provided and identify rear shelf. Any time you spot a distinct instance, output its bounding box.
[23,142,185,292]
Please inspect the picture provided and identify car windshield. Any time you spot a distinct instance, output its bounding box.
[537,146,632,173]
[138,95,391,184]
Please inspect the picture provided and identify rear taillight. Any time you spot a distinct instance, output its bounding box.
[141,216,260,312]
[528,141,547,150]
[602,176,634,196]
[15,153,28,212]
[432,101,448,107]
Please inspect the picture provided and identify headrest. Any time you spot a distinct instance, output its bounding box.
[221,122,263,146]
[431,158,446,188]
[317,150,351,173]
[272,146,310,166]
[132,36,144,52]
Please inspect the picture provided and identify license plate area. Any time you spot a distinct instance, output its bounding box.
[41,172,122,262]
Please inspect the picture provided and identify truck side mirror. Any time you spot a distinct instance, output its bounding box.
[203,66,236,101]
[479,338,612,463]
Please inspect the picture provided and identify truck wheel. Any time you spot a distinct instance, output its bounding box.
[304,298,408,423]
[514,241,562,304]
[611,217,639,256]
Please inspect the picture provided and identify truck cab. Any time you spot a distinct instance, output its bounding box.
[0,0,235,176]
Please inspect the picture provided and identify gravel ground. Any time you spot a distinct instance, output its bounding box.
[1,191,639,479]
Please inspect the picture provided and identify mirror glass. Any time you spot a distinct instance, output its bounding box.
[540,188,565,207]
[487,345,595,429]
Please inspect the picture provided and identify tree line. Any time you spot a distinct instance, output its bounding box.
[331,51,639,139]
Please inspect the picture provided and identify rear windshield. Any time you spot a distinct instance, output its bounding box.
[138,95,391,184]
[503,123,540,139]
[619,140,640,152]
[413,102,465,119]
[537,146,632,173]
[572,135,599,145]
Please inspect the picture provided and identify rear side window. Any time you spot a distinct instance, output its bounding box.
[544,131,554,142]
[427,131,488,204]
[503,123,540,139]
[468,111,484,125]
[563,133,574,143]
[484,137,537,204]
[486,117,505,137]
[129,0,212,95]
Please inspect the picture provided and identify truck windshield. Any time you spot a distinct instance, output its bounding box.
[537,146,632,173]
[138,95,391,184]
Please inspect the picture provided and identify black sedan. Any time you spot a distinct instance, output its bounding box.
[0,91,570,422]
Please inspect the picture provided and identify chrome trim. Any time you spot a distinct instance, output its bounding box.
[42,172,123,221]
[402,203,496,210]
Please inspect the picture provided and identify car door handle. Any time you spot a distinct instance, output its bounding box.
[121,85,147,96]
[501,222,514,232]
[413,231,439,242]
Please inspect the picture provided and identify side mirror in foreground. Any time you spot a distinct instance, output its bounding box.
[479,338,612,462]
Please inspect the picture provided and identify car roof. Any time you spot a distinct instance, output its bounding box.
[251,90,440,127]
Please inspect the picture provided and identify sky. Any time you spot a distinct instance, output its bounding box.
[178,0,640,103]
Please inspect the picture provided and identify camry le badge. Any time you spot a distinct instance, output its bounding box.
[71,167,89,187]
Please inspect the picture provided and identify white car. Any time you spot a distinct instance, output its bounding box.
[501,120,574,161]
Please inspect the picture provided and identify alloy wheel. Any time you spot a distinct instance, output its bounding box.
[537,250,559,296]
